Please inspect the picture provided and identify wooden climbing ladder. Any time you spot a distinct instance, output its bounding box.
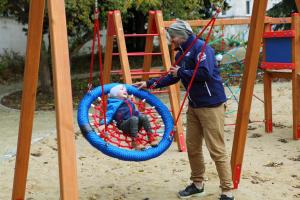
[103,10,186,152]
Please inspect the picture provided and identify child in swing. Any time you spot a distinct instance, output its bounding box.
[101,84,159,150]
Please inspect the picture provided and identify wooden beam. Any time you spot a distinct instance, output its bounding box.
[103,11,115,84]
[296,0,300,12]
[142,11,155,81]
[263,23,273,133]
[231,0,268,189]
[47,0,79,199]
[291,13,300,139]
[12,1,45,199]
[155,11,186,152]
[113,10,132,84]
[267,70,292,79]
[164,17,291,28]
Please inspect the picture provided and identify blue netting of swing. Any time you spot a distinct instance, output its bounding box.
[77,83,174,161]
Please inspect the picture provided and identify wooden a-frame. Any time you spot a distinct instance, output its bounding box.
[262,14,300,140]
[231,0,300,189]
[10,1,300,198]
[12,0,78,199]
[103,10,186,152]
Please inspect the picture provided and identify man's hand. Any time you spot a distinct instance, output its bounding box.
[170,65,180,77]
[132,81,147,89]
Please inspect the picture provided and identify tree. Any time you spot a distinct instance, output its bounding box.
[0,0,229,92]
[267,0,298,17]
[267,0,299,30]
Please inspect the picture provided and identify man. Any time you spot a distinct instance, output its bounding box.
[133,20,234,200]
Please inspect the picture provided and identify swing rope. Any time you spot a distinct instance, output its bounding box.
[148,8,222,133]
[87,2,222,146]
[86,3,163,149]
[89,1,107,134]
[174,9,221,126]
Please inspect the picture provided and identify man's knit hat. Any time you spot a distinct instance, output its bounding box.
[168,20,193,39]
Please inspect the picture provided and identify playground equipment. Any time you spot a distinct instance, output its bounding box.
[12,1,78,199]
[102,10,186,152]
[78,9,220,159]
[231,0,300,189]
[77,8,176,160]
[261,13,300,140]
[165,4,300,188]
[77,83,174,161]
[11,0,300,199]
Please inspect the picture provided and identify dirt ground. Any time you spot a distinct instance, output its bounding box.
[0,82,300,200]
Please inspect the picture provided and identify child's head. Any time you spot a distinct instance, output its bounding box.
[109,84,128,99]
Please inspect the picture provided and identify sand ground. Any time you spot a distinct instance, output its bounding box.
[0,81,300,200]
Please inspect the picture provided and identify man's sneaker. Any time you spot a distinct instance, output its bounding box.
[219,194,235,200]
[177,183,204,199]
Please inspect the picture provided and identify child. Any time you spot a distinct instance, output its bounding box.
[101,84,159,150]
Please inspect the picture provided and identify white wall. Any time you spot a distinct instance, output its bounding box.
[220,0,283,18]
[218,0,283,42]
[0,17,27,55]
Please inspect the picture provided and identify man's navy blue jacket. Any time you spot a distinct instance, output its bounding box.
[147,34,227,108]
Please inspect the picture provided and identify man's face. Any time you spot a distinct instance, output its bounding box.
[170,35,186,49]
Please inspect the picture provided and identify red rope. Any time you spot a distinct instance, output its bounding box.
[148,10,220,132]
[174,14,218,126]
[91,98,162,149]
[89,8,107,133]
[149,15,215,90]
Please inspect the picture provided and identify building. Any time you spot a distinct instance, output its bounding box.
[220,0,283,18]
[217,0,283,42]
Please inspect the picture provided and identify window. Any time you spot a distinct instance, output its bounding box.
[246,0,250,15]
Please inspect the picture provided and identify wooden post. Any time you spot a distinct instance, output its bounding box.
[103,10,132,84]
[103,11,115,84]
[47,0,79,199]
[231,0,268,189]
[113,10,132,84]
[291,13,300,139]
[296,0,300,12]
[12,0,79,199]
[142,11,156,81]
[263,23,273,133]
[154,11,186,152]
[12,1,45,199]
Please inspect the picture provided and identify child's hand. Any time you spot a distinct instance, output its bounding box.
[133,81,147,89]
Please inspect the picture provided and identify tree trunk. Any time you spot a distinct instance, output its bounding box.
[39,39,52,94]
[124,9,146,52]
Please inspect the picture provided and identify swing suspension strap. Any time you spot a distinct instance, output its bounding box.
[148,8,222,133]
[89,2,107,132]
[174,9,221,126]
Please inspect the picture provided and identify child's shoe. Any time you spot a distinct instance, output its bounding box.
[131,139,145,150]
[148,134,159,147]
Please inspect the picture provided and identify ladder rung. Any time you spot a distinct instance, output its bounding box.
[112,52,162,56]
[263,30,295,38]
[111,70,166,76]
[123,33,159,37]
[260,62,295,70]
[151,90,169,94]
